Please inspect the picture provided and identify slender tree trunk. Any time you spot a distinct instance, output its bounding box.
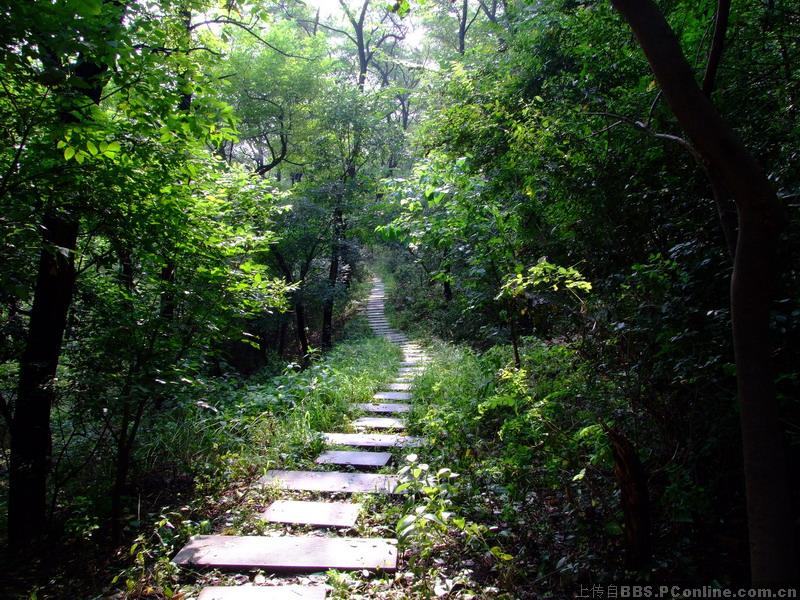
[321,245,339,350]
[159,262,176,319]
[110,403,131,545]
[610,0,797,583]
[356,29,368,90]
[295,301,309,359]
[605,426,651,567]
[278,320,288,357]
[322,204,344,350]
[8,215,79,545]
[443,280,453,303]
[458,0,468,54]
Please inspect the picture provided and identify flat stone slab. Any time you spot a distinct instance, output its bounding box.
[353,416,406,430]
[386,382,411,392]
[399,360,425,367]
[324,432,424,448]
[174,535,397,572]
[373,391,412,401]
[315,450,392,467]
[260,500,361,528]
[198,585,327,600]
[356,402,411,413]
[260,470,398,493]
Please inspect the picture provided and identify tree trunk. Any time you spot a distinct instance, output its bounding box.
[295,301,310,359]
[278,320,288,357]
[322,204,344,350]
[159,262,176,319]
[8,215,79,546]
[110,405,131,545]
[321,246,339,350]
[605,426,651,567]
[458,0,468,55]
[610,0,797,583]
[443,280,453,303]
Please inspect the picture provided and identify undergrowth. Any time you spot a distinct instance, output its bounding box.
[97,323,401,599]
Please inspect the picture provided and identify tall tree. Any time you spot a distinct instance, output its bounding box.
[609,0,795,583]
[5,0,126,546]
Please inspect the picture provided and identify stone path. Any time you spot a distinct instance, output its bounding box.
[173,279,429,598]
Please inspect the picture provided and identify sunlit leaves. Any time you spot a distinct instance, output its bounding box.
[498,258,592,303]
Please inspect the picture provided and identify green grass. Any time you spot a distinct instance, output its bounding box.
[105,319,404,598]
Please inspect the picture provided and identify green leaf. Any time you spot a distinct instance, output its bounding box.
[604,521,624,536]
[490,546,514,561]
[87,140,98,155]
[75,0,103,17]
[64,146,75,160]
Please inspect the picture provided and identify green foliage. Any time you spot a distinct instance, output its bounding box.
[498,258,592,301]
[105,328,400,597]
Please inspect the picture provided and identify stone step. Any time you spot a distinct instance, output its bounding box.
[260,500,360,528]
[379,382,412,391]
[174,535,397,572]
[315,449,392,467]
[356,402,411,413]
[373,391,412,401]
[260,470,399,494]
[324,432,423,448]
[353,416,406,430]
[198,585,327,600]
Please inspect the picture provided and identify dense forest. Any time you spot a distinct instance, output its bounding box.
[0,0,798,598]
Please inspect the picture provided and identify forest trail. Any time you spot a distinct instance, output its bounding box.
[171,280,429,599]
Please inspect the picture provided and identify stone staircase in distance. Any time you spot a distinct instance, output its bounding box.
[171,278,430,598]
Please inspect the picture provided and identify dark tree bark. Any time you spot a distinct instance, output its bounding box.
[159,262,176,320]
[278,320,289,357]
[454,0,481,55]
[702,0,731,97]
[322,206,343,350]
[605,426,651,567]
[295,300,310,358]
[443,280,453,303]
[610,0,797,583]
[9,215,79,545]
[7,0,124,541]
[271,249,311,360]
